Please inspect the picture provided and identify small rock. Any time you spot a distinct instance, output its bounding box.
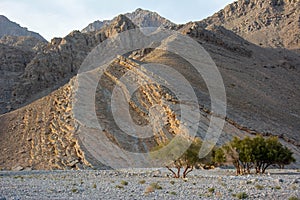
[23,167,32,171]
[151,170,161,177]
[162,172,170,177]
[12,166,24,171]
[292,179,299,184]
[75,163,84,170]
[276,178,284,183]
[68,160,79,167]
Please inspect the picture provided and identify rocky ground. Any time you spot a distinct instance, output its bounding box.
[0,168,299,200]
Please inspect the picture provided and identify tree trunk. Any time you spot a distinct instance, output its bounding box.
[176,167,181,178]
[262,164,271,174]
[183,166,193,178]
[234,161,241,175]
[166,166,180,178]
[255,162,262,174]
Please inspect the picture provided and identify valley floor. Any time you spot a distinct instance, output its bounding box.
[0,168,299,200]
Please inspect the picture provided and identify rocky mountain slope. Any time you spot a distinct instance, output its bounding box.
[0,79,91,170]
[0,35,44,52]
[0,15,46,42]
[2,15,136,116]
[82,8,175,33]
[0,16,47,114]
[0,35,46,114]
[0,2,300,170]
[178,21,300,143]
[201,0,300,50]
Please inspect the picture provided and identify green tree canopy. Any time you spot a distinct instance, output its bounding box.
[151,137,209,178]
[214,135,296,175]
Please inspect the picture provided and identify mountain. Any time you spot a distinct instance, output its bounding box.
[0,15,46,42]
[82,8,175,33]
[0,2,300,170]
[200,0,300,50]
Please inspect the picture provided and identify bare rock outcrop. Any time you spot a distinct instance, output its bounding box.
[201,0,300,50]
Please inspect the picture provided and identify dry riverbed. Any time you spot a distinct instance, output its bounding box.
[0,168,299,200]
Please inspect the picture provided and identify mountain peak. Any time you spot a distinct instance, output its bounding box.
[82,8,175,33]
[134,8,145,12]
[115,14,132,23]
[131,8,154,14]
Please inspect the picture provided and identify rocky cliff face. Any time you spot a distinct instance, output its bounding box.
[201,0,300,50]
[82,8,175,33]
[0,15,46,42]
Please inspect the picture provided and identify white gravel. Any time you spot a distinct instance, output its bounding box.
[0,168,299,200]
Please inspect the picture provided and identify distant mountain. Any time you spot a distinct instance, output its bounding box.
[0,15,47,42]
[201,0,300,50]
[82,8,175,33]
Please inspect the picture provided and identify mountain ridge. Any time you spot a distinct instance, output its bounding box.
[82,8,175,33]
[0,15,47,42]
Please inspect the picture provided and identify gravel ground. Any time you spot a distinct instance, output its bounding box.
[0,168,299,200]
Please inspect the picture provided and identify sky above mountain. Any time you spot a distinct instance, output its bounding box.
[0,0,235,41]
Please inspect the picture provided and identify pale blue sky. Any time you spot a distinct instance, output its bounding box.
[0,0,235,41]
